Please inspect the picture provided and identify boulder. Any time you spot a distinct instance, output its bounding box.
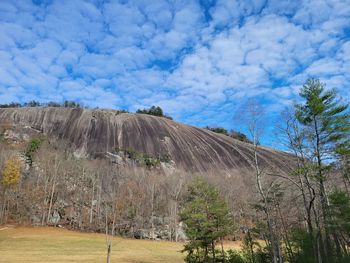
[48,210,61,224]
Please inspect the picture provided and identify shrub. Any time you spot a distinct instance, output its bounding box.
[136,106,172,119]
[1,158,21,188]
[64,101,81,108]
[205,126,229,136]
[25,138,43,166]
[47,101,61,107]
[0,102,22,108]
[24,101,41,107]
[114,147,168,168]
[205,127,253,144]
[230,131,252,144]
[226,250,246,263]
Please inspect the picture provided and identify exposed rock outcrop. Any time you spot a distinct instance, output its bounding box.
[0,107,293,173]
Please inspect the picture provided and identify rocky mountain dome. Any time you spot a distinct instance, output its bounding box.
[0,107,293,173]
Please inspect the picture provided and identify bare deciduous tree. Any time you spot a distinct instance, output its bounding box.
[237,100,282,263]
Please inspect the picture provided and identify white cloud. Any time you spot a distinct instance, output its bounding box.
[0,68,17,86]
[0,0,348,138]
[306,58,342,76]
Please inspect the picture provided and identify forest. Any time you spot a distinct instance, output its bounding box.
[0,79,349,263]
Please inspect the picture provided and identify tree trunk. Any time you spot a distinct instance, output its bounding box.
[106,242,111,263]
[0,189,6,224]
[253,144,280,263]
[150,183,155,240]
[211,240,216,263]
[46,177,56,224]
[105,205,112,263]
[221,237,225,263]
[313,116,332,262]
[90,180,95,225]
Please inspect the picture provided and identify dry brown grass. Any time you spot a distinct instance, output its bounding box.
[0,226,183,263]
[0,226,243,263]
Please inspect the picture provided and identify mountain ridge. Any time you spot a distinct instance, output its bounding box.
[0,107,293,174]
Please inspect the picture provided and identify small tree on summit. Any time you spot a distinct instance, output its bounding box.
[136,106,173,119]
[137,106,163,116]
[24,100,41,107]
[64,100,81,108]
[205,126,229,136]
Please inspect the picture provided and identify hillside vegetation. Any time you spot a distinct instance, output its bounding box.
[0,79,349,263]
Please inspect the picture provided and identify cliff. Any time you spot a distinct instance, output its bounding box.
[0,107,292,173]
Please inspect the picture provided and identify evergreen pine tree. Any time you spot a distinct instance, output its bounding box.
[180,177,233,263]
[295,78,350,261]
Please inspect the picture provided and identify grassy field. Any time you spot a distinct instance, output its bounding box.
[0,226,184,263]
[0,226,242,263]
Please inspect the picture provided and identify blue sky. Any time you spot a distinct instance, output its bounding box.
[0,0,349,146]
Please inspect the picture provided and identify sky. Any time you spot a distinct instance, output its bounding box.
[0,0,349,146]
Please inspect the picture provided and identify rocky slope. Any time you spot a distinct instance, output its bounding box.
[0,107,293,173]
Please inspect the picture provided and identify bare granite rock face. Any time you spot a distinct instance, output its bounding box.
[0,107,293,173]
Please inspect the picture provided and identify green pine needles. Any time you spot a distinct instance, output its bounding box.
[180,177,233,263]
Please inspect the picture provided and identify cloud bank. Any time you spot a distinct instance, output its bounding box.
[0,0,349,138]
